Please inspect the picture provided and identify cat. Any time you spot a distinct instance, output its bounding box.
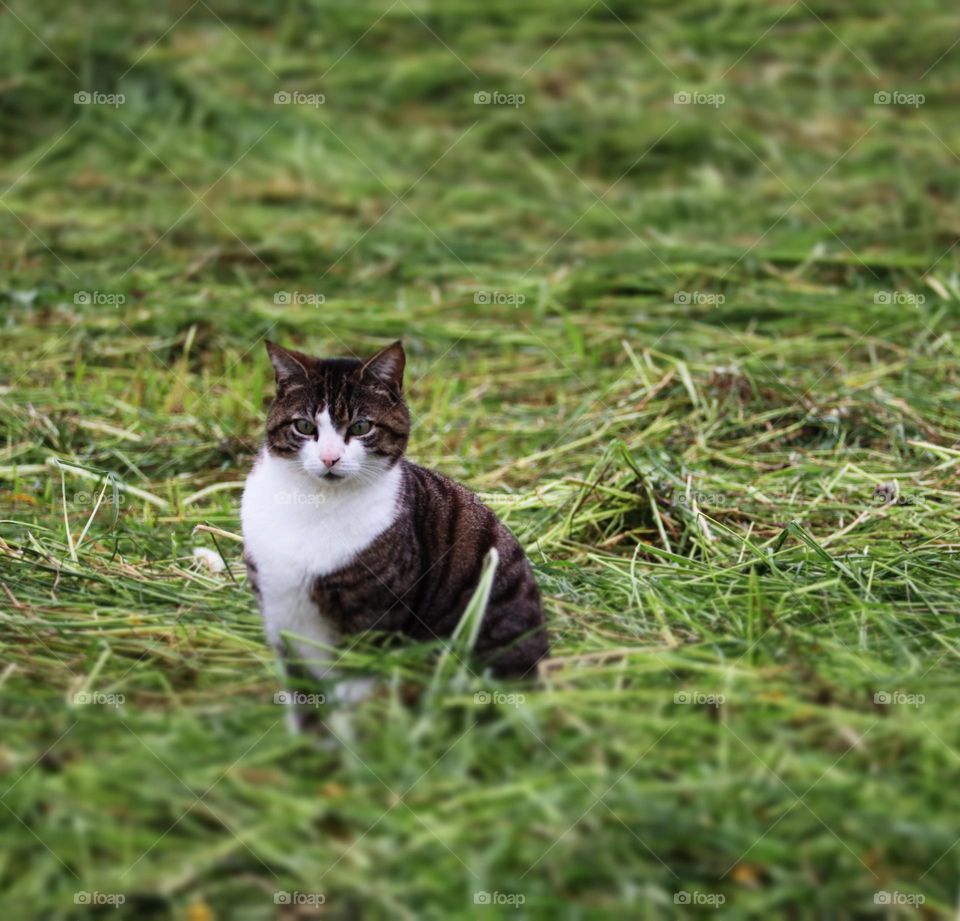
[240,340,548,719]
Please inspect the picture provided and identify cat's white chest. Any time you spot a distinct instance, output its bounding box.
[240,452,401,678]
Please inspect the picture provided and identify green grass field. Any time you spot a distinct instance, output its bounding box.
[2,1,959,918]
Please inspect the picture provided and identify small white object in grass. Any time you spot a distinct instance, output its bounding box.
[192,547,225,573]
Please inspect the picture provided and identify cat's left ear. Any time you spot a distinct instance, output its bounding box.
[360,340,405,392]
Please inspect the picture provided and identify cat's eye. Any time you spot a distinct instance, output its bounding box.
[349,420,372,436]
[292,419,317,436]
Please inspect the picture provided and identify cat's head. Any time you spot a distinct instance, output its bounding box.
[263,340,409,485]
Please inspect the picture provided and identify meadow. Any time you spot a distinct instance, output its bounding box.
[1,1,959,918]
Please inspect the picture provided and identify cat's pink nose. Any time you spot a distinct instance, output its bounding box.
[321,455,340,469]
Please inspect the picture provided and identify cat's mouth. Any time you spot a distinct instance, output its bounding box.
[311,467,346,482]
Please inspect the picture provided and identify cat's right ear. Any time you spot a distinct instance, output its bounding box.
[360,340,405,392]
[265,341,310,390]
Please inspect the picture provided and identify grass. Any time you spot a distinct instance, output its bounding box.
[1,0,960,917]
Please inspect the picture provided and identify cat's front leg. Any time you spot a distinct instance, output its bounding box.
[275,636,378,738]
[245,555,325,732]
[273,646,329,735]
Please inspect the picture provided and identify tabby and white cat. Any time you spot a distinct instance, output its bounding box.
[241,340,548,714]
